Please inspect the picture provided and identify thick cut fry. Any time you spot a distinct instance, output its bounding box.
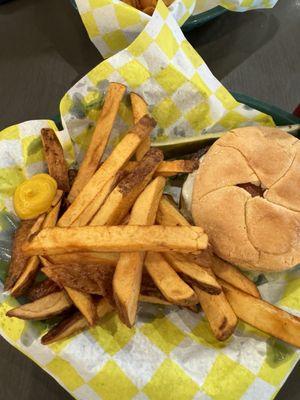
[64,286,97,326]
[156,198,237,339]
[192,252,261,298]
[41,297,113,345]
[10,200,62,297]
[46,252,118,266]
[7,291,73,320]
[156,195,190,226]
[221,280,300,348]
[164,252,221,295]
[145,252,197,306]
[58,115,156,227]
[23,225,207,256]
[125,160,199,177]
[68,83,126,203]
[27,279,60,301]
[10,257,40,298]
[42,262,113,295]
[193,286,237,341]
[113,176,166,327]
[71,176,116,227]
[90,148,163,226]
[130,93,150,161]
[4,219,36,290]
[41,128,70,192]
[139,294,171,306]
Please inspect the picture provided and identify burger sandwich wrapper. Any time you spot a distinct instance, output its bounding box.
[0,2,298,399]
[74,0,278,58]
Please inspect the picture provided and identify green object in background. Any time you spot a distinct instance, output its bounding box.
[183,6,227,32]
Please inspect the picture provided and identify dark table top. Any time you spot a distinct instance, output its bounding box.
[0,0,299,399]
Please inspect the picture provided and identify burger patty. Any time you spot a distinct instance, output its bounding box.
[237,183,265,197]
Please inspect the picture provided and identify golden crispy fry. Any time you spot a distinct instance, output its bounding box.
[156,197,221,294]
[193,285,237,341]
[130,93,150,161]
[125,160,199,177]
[221,279,300,348]
[113,252,144,327]
[42,311,88,345]
[58,116,156,227]
[90,148,163,226]
[139,294,172,306]
[156,196,237,340]
[71,176,116,227]
[64,286,97,326]
[10,199,62,297]
[10,257,40,298]
[41,289,179,345]
[113,176,166,327]
[7,291,73,320]
[46,251,118,266]
[41,128,70,192]
[156,195,190,226]
[68,83,126,203]
[41,297,113,345]
[164,252,221,294]
[192,252,261,298]
[143,6,155,14]
[145,252,198,306]
[27,279,60,301]
[4,219,36,291]
[42,262,113,295]
[23,225,207,256]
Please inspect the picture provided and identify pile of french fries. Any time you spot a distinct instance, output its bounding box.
[5,83,300,349]
[122,0,174,16]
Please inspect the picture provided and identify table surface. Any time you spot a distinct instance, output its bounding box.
[0,0,299,399]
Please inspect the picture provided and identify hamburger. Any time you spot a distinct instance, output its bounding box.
[182,126,300,272]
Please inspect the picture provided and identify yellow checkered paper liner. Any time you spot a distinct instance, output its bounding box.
[194,0,277,13]
[61,0,273,163]
[75,0,278,58]
[75,0,196,58]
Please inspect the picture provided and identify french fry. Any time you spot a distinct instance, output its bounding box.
[41,289,178,345]
[164,252,221,295]
[23,225,207,256]
[192,252,261,298]
[42,262,113,295]
[156,198,237,339]
[27,279,60,301]
[71,176,117,227]
[41,297,113,345]
[157,198,223,294]
[68,83,126,203]
[64,286,97,326]
[6,291,73,320]
[10,199,62,298]
[113,176,166,327]
[143,6,155,15]
[41,128,70,192]
[4,219,36,291]
[125,159,199,177]
[130,93,150,161]
[156,195,190,226]
[90,148,163,226]
[145,252,198,306]
[58,115,156,227]
[221,279,300,348]
[39,256,98,326]
[46,251,118,266]
[193,286,237,341]
[139,294,172,306]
